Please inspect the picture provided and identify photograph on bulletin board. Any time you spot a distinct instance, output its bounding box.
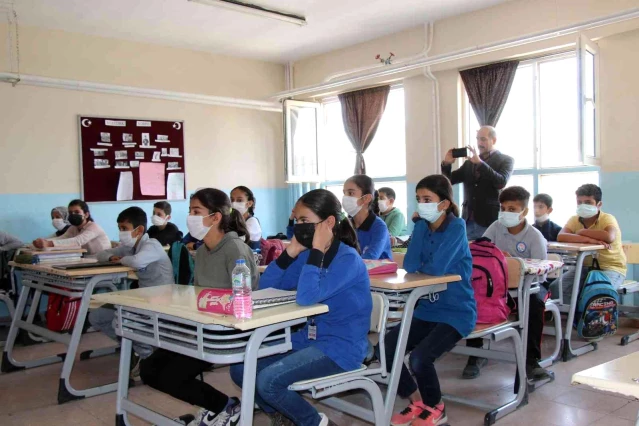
[78,116,186,202]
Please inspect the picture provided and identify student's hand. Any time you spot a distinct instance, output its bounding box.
[32,239,44,249]
[443,149,454,166]
[185,242,195,250]
[109,256,122,262]
[289,209,295,221]
[286,237,306,258]
[312,221,333,253]
[412,211,419,220]
[502,251,511,258]
[467,145,481,164]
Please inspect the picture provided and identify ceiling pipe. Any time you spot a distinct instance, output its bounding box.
[271,7,639,100]
[421,22,442,173]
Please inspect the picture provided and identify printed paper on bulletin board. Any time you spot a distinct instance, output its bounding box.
[78,116,185,202]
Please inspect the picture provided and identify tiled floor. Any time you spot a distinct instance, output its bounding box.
[0,326,638,426]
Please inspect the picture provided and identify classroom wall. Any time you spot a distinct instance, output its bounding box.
[0,25,289,242]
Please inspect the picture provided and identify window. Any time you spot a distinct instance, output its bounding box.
[322,87,408,221]
[465,53,599,227]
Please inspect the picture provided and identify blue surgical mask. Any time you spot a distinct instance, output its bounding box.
[417,201,444,222]
[577,204,599,219]
[498,211,524,228]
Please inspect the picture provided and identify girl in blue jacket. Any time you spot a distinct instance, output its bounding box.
[342,174,392,260]
[385,175,476,426]
[230,189,372,426]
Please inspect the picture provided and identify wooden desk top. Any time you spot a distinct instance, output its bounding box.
[92,284,328,331]
[9,261,134,278]
[547,242,605,252]
[572,352,639,399]
[369,270,460,290]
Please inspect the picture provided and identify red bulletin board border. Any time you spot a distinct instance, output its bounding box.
[78,116,186,202]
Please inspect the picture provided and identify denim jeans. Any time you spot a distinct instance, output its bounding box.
[550,267,625,304]
[380,318,462,406]
[230,346,344,426]
[466,220,489,241]
[88,306,154,359]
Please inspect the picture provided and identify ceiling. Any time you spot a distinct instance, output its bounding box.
[11,0,512,63]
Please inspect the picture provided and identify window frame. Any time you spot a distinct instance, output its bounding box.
[284,99,323,183]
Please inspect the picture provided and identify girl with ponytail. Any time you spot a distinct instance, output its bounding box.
[382,175,475,426]
[230,189,372,426]
[342,174,392,260]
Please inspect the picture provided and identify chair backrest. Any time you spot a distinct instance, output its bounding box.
[547,253,563,279]
[370,292,388,333]
[391,252,405,269]
[506,257,525,289]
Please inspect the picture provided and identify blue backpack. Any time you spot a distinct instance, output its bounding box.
[169,241,195,285]
[575,259,619,340]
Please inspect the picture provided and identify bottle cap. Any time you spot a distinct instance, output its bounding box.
[236,259,246,264]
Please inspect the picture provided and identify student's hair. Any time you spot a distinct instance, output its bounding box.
[191,188,249,244]
[378,187,396,200]
[68,199,94,222]
[346,174,380,216]
[232,186,256,216]
[117,207,148,232]
[154,201,172,216]
[533,193,553,208]
[416,175,460,217]
[297,189,360,253]
[51,206,70,223]
[576,184,602,203]
[499,186,530,208]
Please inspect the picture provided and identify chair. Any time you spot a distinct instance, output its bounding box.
[288,293,390,426]
[447,257,528,426]
[540,253,563,367]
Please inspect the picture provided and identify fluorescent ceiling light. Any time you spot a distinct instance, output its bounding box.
[188,0,306,26]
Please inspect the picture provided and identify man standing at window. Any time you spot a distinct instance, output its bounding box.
[441,126,514,240]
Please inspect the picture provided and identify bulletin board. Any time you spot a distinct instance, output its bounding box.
[78,116,186,202]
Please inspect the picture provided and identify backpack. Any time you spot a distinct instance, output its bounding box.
[469,238,511,324]
[169,241,195,285]
[260,238,285,266]
[575,259,619,340]
[46,289,81,332]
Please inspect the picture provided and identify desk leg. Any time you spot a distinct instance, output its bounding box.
[561,252,597,362]
[116,337,132,426]
[1,283,31,372]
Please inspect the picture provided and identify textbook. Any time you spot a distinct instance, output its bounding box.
[251,288,297,309]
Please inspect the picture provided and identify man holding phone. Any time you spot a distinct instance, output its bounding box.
[441,126,514,240]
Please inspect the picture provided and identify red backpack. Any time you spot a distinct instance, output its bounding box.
[469,239,511,324]
[46,289,81,332]
[260,239,285,266]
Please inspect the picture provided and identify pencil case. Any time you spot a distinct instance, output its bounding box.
[197,289,234,315]
[363,259,398,275]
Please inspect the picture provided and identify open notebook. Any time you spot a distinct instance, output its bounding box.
[252,288,297,310]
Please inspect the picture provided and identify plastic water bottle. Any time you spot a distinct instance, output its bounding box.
[232,259,253,319]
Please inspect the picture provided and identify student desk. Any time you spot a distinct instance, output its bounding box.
[320,270,458,426]
[572,352,639,423]
[91,284,328,426]
[547,242,605,361]
[2,261,134,404]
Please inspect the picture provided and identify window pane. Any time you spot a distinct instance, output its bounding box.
[585,51,595,100]
[538,172,599,227]
[584,101,595,157]
[505,174,535,223]
[539,57,580,167]
[289,105,319,177]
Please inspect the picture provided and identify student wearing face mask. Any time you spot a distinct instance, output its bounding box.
[139,188,257,426]
[378,187,407,238]
[343,174,392,260]
[384,175,475,426]
[89,207,174,379]
[230,186,262,250]
[230,189,370,426]
[147,201,183,246]
[50,206,71,237]
[33,199,110,255]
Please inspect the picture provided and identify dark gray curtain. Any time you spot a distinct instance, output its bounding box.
[460,60,520,127]
[338,85,391,174]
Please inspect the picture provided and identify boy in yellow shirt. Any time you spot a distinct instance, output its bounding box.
[555,184,626,302]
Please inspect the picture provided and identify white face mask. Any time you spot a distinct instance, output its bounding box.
[151,215,167,227]
[342,196,363,217]
[378,200,390,213]
[498,211,524,228]
[535,213,549,224]
[187,213,214,240]
[119,229,138,248]
[232,202,248,215]
[417,202,444,222]
[52,218,66,231]
[577,204,599,219]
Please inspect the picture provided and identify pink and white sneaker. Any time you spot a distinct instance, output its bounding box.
[390,401,428,426]
[412,402,447,426]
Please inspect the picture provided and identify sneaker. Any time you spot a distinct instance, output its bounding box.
[203,397,240,426]
[318,413,338,426]
[267,412,294,426]
[153,411,198,426]
[526,363,552,381]
[412,402,447,426]
[129,352,142,382]
[462,356,487,379]
[390,401,427,426]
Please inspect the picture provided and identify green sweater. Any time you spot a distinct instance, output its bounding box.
[381,208,406,237]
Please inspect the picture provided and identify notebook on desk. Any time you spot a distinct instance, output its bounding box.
[53,261,122,270]
[252,288,297,309]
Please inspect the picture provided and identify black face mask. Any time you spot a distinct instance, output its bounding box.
[293,223,316,249]
[68,213,84,227]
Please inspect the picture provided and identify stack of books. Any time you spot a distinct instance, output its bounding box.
[22,246,85,265]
